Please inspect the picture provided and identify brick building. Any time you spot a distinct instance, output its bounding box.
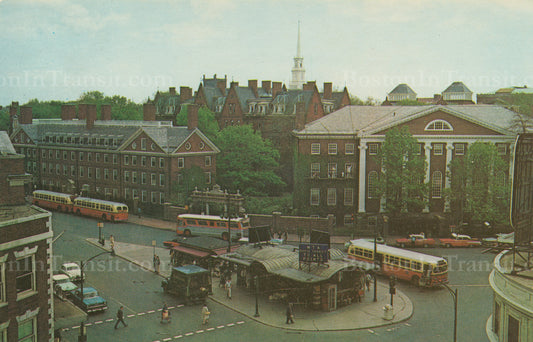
[293,105,519,232]
[8,104,219,215]
[1,131,54,341]
[477,85,533,105]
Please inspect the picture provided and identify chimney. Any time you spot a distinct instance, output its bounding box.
[323,82,332,100]
[272,82,282,98]
[78,103,88,119]
[295,102,307,130]
[217,79,227,95]
[86,104,97,129]
[143,103,156,121]
[19,106,33,124]
[61,104,77,120]
[9,101,19,118]
[180,86,192,102]
[101,104,112,121]
[187,104,199,130]
[169,87,176,95]
[230,81,239,88]
[303,81,316,91]
[248,79,258,97]
[262,80,272,93]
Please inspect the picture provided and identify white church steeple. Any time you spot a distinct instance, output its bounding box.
[289,21,305,90]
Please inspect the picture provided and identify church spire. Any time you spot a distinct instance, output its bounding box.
[289,21,305,90]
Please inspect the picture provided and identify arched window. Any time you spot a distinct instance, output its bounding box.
[367,171,379,199]
[432,171,443,198]
[425,120,453,132]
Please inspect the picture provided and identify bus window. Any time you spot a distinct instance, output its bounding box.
[230,222,238,229]
[198,220,208,226]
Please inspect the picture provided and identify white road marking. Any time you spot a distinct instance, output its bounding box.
[217,325,225,329]
[147,310,155,314]
[173,335,182,339]
[206,328,215,331]
[185,332,194,336]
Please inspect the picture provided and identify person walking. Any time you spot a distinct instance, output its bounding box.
[109,235,115,255]
[114,306,127,329]
[161,302,170,323]
[201,303,210,325]
[154,255,161,274]
[286,303,294,324]
[225,278,232,299]
[365,273,372,292]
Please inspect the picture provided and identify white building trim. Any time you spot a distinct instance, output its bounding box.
[358,142,367,213]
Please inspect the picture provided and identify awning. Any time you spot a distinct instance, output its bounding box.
[172,245,210,258]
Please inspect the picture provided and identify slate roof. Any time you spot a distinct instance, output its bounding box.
[0,131,17,155]
[202,86,225,110]
[13,120,215,154]
[443,81,472,94]
[234,87,256,113]
[294,105,520,137]
[389,83,417,95]
[154,92,181,114]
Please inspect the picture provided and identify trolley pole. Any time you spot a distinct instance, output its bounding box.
[373,232,377,302]
[254,275,260,317]
[443,284,458,342]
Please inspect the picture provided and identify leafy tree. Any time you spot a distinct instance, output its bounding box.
[176,105,219,140]
[170,166,207,205]
[78,91,142,120]
[214,125,285,196]
[0,107,10,131]
[245,194,293,215]
[350,96,380,106]
[446,142,509,225]
[375,126,427,215]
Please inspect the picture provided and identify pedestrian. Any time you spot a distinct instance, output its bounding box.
[225,278,232,299]
[109,234,115,255]
[154,255,161,274]
[365,273,372,292]
[54,328,61,342]
[202,303,210,324]
[161,302,170,323]
[114,306,127,329]
[285,303,294,324]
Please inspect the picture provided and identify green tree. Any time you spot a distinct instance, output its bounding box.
[170,166,207,205]
[214,125,285,196]
[446,142,509,225]
[350,96,380,106]
[176,105,219,140]
[0,107,10,131]
[375,126,427,215]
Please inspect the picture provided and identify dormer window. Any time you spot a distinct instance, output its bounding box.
[425,120,453,132]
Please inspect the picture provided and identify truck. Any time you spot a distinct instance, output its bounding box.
[161,265,211,304]
[69,287,108,313]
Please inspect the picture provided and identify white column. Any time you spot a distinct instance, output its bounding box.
[444,142,454,212]
[358,142,367,213]
[508,142,515,185]
[424,143,432,213]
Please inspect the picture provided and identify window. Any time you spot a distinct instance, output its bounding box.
[16,255,35,295]
[87,152,92,162]
[159,158,165,168]
[79,152,84,161]
[497,144,507,155]
[205,156,212,167]
[432,171,443,198]
[18,318,36,342]
[327,188,337,206]
[104,169,109,180]
[141,138,147,150]
[368,143,378,155]
[79,166,84,177]
[96,168,101,179]
[61,165,65,176]
[310,189,320,205]
[56,150,60,159]
[96,153,101,162]
[425,119,453,131]
[132,156,137,166]
[311,143,320,155]
[113,169,118,181]
[344,188,354,206]
[433,143,444,155]
[104,154,109,163]
[345,143,355,155]
[141,156,147,166]
[160,192,165,204]
[159,174,165,187]
[327,163,337,178]
[205,172,212,184]
[141,190,147,202]
[88,167,92,178]
[151,157,156,167]
[328,143,338,155]
[178,158,184,168]
[113,154,118,164]
[124,155,129,165]
[455,143,465,155]
[151,192,157,204]
[345,163,354,178]
[368,171,379,199]
[124,171,130,182]
[71,165,76,177]
[344,214,353,225]
[151,173,156,186]
[132,172,137,183]
[141,172,147,185]
[71,151,75,161]
[310,163,320,178]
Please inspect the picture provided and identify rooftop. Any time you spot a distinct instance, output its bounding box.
[0,204,48,225]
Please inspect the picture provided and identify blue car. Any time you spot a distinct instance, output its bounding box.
[70,287,108,313]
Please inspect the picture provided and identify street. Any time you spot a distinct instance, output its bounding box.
[53,213,493,342]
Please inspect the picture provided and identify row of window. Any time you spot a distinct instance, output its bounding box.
[310,162,355,179]
[35,149,169,168]
[0,317,36,342]
[43,134,123,148]
[310,142,508,156]
[310,188,354,206]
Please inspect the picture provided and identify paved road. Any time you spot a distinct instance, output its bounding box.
[52,212,493,341]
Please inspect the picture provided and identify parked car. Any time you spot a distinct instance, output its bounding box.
[70,287,108,313]
[395,233,436,248]
[52,274,77,299]
[440,233,482,248]
[482,232,514,247]
[60,262,84,282]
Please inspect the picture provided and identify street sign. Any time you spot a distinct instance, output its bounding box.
[299,243,329,263]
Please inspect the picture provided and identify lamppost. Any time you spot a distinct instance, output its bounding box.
[97,222,104,246]
[443,283,458,342]
[221,211,234,253]
[254,275,260,317]
[373,228,378,302]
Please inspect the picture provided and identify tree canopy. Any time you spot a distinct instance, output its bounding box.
[375,126,427,214]
[214,125,285,196]
[175,104,219,140]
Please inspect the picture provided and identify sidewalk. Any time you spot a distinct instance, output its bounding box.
[87,219,414,331]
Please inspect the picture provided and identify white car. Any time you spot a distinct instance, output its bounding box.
[60,262,84,281]
[52,274,77,299]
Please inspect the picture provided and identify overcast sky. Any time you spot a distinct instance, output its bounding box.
[1,0,532,106]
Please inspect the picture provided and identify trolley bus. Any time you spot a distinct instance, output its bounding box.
[32,190,74,212]
[347,239,448,287]
[176,214,251,241]
[32,190,128,222]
